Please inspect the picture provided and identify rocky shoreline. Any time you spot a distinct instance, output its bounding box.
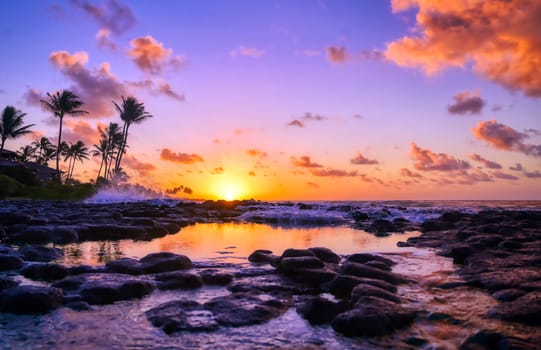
[1,200,541,349]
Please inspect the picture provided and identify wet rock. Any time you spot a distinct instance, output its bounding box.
[0,285,63,314]
[155,271,203,290]
[426,312,461,325]
[0,212,33,225]
[228,274,313,296]
[279,256,325,274]
[350,284,401,304]
[204,292,290,327]
[332,296,417,337]
[491,288,527,302]
[366,219,397,234]
[69,264,97,275]
[0,253,24,271]
[326,275,397,299]
[80,279,155,305]
[441,244,478,265]
[105,258,143,275]
[281,248,316,259]
[118,280,156,299]
[17,245,64,262]
[364,260,392,271]
[0,277,18,290]
[284,268,337,286]
[52,276,86,291]
[421,219,456,232]
[20,263,69,281]
[340,261,404,285]
[459,330,540,350]
[248,249,279,265]
[140,252,193,273]
[146,299,219,334]
[76,225,146,241]
[65,300,91,311]
[297,296,350,324]
[199,270,233,285]
[8,227,78,244]
[487,291,541,325]
[345,253,395,267]
[308,247,340,264]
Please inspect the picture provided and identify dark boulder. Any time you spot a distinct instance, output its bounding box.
[487,291,541,325]
[155,271,203,290]
[340,261,404,285]
[20,263,69,281]
[0,285,63,314]
[146,299,219,334]
[283,268,337,286]
[80,279,155,305]
[326,275,397,299]
[248,249,279,265]
[199,270,233,285]
[279,256,324,274]
[281,248,315,258]
[350,284,401,304]
[459,330,539,350]
[297,296,350,325]
[140,252,193,273]
[442,244,478,265]
[105,258,143,275]
[8,227,77,244]
[17,245,64,262]
[0,253,24,271]
[345,253,395,267]
[308,247,340,264]
[421,219,455,232]
[491,288,527,302]
[0,277,18,290]
[52,276,86,291]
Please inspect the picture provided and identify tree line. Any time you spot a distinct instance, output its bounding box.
[0,90,152,184]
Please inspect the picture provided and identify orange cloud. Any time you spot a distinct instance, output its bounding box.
[291,156,323,168]
[326,46,384,64]
[472,120,541,157]
[350,152,379,165]
[310,168,359,177]
[386,0,541,97]
[307,182,320,188]
[400,168,423,178]
[448,91,485,115]
[327,46,346,63]
[129,35,187,75]
[410,143,470,171]
[246,149,268,159]
[60,120,104,146]
[49,50,126,117]
[160,148,204,163]
[469,154,502,169]
[211,166,224,175]
[248,171,256,176]
[96,29,116,50]
[123,154,156,175]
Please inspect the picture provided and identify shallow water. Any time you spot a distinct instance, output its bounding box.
[56,222,420,266]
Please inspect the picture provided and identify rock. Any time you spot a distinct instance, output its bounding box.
[140,252,193,273]
[199,270,233,286]
[364,260,392,271]
[0,285,63,314]
[345,253,395,267]
[17,245,64,262]
[0,277,18,290]
[421,219,456,232]
[69,265,96,275]
[8,227,77,244]
[297,296,350,325]
[426,312,461,325]
[155,271,203,290]
[146,299,219,333]
[332,297,417,337]
[442,244,478,265]
[76,225,146,241]
[0,253,24,271]
[80,285,120,305]
[284,268,337,286]
[204,292,290,327]
[491,288,527,302]
[248,250,279,265]
[326,275,397,299]
[487,291,541,325]
[20,263,69,281]
[366,219,397,234]
[308,247,340,264]
[340,261,404,285]
[279,256,324,273]
[118,280,155,299]
[80,279,155,305]
[52,276,86,291]
[105,258,143,275]
[459,330,540,350]
[350,284,401,304]
[281,248,315,258]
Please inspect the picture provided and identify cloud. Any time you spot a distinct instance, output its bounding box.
[287,120,304,128]
[211,166,224,175]
[327,46,384,64]
[524,170,541,178]
[157,82,185,101]
[248,171,256,177]
[96,28,116,50]
[160,148,204,164]
[60,119,104,146]
[492,171,520,181]
[295,49,321,57]
[410,143,470,171]
[71,0,135,35]
[386,0,541,97]
[165,185,193,195]
[123,154,156,175]
[310,168,359,177]
[246,149,268,159]
[129,35,187,75]
[448,91,485,115]
[291,156,323,168]
[472,120,541,157]
[23,88,44,107]
[469,154,502,169]
[307,181,320,188]
[353,114,364,120]
[229,46,266,58]
[49,50,126,117]
[509,163,523,171]
[400,168,423,178]
[350,152,379,165]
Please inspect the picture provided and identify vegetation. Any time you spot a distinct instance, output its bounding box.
[0,92,153,200]
[0,106,34,153]
[40,90,88,182]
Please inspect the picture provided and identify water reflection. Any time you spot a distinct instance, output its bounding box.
[58,223,419,266]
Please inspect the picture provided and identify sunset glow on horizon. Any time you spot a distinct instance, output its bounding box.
[1,0,540,200]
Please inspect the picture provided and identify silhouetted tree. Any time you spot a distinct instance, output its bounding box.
[31,137,55,165]
[17,145,35,162]
[40,90,88,182]
[64,140,89,182]
[112,96,152,175]
[0,106,34,154]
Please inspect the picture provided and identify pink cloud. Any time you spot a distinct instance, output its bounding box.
[448,91,485,115]
[129,35,187,75]
[400,168,423,178]
[291,156,323,168]
[287,120,304,128]
[326,46,384,64]
[350,152,379,165]
[123,154,156,175]
[492,171,520,181]
[472,120,541,157]
[71,0,135,35]
[157,82,185,101]
[310,168,359,177]
[410,143,470,171]
[469,154,502,169]
[160,148,204,164]
[23,88,43,107]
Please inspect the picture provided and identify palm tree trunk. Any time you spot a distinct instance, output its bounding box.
[115,123,129,173]
[96,156,105,182]
[56,114,64,183]
[0,138,5,155]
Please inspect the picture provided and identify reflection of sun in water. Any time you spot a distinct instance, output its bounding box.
[213,176,247,200]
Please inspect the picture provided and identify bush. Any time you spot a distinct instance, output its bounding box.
[0,174,21,198]
[15,183,97,200]
[0,166,39,186]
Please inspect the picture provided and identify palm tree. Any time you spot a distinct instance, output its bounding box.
[64,141,89,183]
[31,137,55,165]
[17,145,35,162]
[40,90,88,182]
[92,138,108,182]
[0,106,34,155]
[112,96,152,175]
[93,122,123,181]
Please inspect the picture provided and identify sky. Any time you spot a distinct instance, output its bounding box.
[0,0,540,200]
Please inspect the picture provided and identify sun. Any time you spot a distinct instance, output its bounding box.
[212,176,248,201]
